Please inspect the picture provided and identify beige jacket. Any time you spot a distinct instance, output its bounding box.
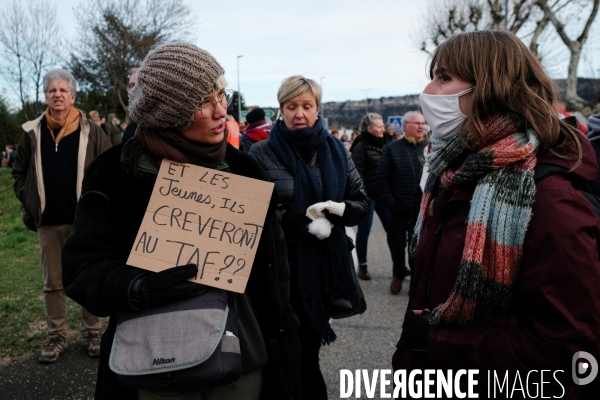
[12,109,112,229]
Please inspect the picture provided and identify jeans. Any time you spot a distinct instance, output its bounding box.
[355,198,404,277]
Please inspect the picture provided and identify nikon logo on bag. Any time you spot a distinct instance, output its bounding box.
[152,357,175,366]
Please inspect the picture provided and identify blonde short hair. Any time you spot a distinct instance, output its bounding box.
[277,75,322,107]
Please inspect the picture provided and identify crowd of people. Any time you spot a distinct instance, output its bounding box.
[6,30,600,399]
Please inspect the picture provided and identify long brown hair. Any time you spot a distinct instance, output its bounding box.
[429,30,581,166]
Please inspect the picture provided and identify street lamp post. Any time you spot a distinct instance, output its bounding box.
[361,89,372,114]
[237,55,243,122]
[320,76,325,120]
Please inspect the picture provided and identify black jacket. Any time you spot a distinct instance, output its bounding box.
[351,132,391,198]
[62,143,301,400]
[248,140,368,219]
[376,137,427,211]
[248,140,368,269]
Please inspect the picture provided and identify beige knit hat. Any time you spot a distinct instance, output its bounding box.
[129,42,225,133]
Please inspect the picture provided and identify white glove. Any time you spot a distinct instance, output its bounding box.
[306,201,346,221]
[308,218,333,240]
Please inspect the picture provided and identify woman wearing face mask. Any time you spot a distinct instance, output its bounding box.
[61,43,301,400]
[393,31,600,398]
[249,75,368,400]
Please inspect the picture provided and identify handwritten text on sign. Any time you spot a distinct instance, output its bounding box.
[126,159,274,293]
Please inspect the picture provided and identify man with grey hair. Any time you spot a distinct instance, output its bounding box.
[12,68,111,363]
[376,110,427,294]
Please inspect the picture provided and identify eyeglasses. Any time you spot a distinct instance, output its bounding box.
[199,89,234,118]
[407,122,426,126]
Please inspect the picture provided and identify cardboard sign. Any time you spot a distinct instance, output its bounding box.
[127,159,274,293]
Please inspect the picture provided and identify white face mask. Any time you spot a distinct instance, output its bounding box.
[419,87,475,140]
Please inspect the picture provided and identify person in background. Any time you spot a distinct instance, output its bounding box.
[122,67,139,142]
[225,113,240,149]
[376,111,427,294]
[88,110,101,126]
[331,128,339,139]
[61,42,301,400]
[7,144,16,168]
[99,114,107,132]
[12,68,111,363]
[249,75,368,400]
[105,113,122,146]
[2,145,14,168]
[351,113,403,281]
[384,123,396,140]
[350,130,359,146]
[587,113,600,193]
[556,101,588,134]
[394,30,600,398]
[239,120,248,135]
[241,107,270,153]
[340,133,351,151]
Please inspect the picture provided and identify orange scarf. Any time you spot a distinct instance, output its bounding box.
[45,107,81,148]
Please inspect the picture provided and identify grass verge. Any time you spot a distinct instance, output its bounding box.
[0,168,86,359]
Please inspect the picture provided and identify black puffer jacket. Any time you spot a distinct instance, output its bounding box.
[351,132,390,198]
[248,140,368,268]
[62,144,301,400]
[376,137,428,211]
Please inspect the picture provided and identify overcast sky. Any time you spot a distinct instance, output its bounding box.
[43,0,600,108]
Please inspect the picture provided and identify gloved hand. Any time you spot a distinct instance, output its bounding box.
[281,209,313,240]
[402,309,432,352]
[129,264,206,309]
[306,201,346,222]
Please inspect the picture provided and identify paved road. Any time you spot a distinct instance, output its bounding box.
[0,215,408,399]
[322,216,408,399]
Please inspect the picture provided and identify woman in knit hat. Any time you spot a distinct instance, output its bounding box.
[249,75,369,400]
[61,42,301,400]
[394,30,600,397]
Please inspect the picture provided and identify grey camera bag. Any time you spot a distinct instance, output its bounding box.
[109,287,241,391]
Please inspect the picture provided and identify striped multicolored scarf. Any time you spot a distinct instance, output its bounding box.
[410,113,539,328]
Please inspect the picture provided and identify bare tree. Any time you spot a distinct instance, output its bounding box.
[70,0,196,118]
[0,0,59,119]
[27,1,61,116]
[537,0,600,108]
[417,0,538,54]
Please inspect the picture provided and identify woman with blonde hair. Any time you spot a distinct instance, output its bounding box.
[394,30,600,398]
[249,75,368,399]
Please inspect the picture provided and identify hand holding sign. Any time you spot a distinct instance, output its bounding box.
[127,160,274,293]
[130,264,205,309]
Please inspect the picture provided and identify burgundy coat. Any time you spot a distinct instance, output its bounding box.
[393,135,600,399]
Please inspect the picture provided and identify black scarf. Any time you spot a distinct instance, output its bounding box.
[269,118,356,344]
[360,130,388,148]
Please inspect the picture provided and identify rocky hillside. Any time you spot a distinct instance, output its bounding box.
[323,78,600,129]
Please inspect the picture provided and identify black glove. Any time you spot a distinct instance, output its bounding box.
[280,209,312,240]
[129,264,206,309]
[323,203,351,226]
[402,309,432,352]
